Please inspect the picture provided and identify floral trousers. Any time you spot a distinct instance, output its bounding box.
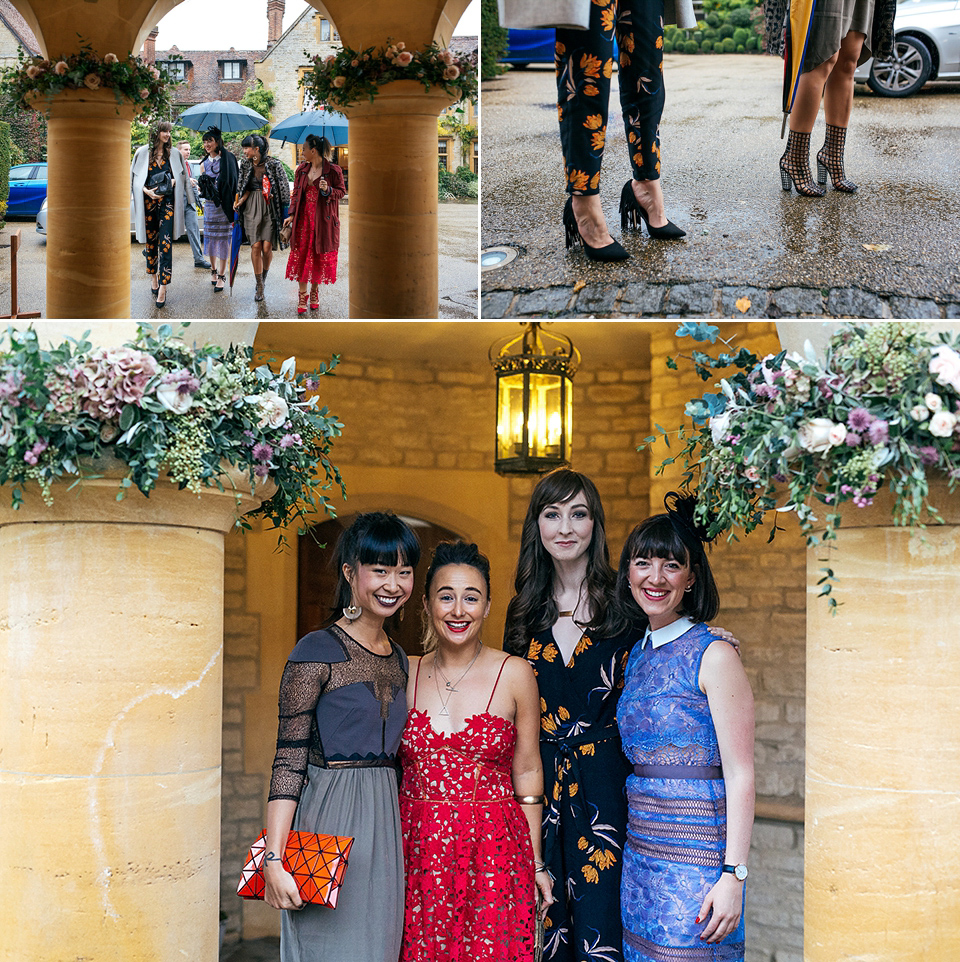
[144,194,174,285]
[556,0,666,194]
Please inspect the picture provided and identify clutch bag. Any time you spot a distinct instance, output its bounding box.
[237,830,354,908]
[146,170,173,196]
[497,0,590,30]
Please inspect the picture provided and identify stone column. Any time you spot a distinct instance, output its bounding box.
[45,88,135,318]
[803,484,960,959]
[340,81,457,318]
[0,466,266,961]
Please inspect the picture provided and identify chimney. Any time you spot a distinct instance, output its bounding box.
[267,0,285,49]
[142,26,159,64]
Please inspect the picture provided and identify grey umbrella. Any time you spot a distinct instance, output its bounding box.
[178,101,269,133]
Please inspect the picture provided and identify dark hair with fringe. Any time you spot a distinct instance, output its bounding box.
[304,134,333,160]
[150,120,172,164]
[329,512,421,621]
[615,493,720,624]
[420,541,491,652]
[503,468,628,654]
[201,126,224,152]
[241,133,269,158]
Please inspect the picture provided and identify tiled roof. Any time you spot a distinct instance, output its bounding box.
[0,0,40,55]
[157,45,266,105]
[450,35,478,63]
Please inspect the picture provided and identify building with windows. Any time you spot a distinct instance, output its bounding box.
[0,0,39,63]
[438,36,478,175]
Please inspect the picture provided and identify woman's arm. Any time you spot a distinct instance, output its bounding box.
[324,164,346,205]
[263,798,303,910]
[508,656,555,918]
[697,640,755,944]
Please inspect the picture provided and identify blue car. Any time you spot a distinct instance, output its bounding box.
[6,162,48,218]
[503,29,556,67]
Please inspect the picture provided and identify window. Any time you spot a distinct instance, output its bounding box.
[438,139,449,171]
[320,19,331,41]
[161,61,186,82]
[473,140,479,174]
[8,165,38,180]
[222,61,242,81]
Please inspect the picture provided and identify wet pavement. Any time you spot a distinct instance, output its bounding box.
[0,201,478,320]
[480,55,960,318]
[221,937,279,961]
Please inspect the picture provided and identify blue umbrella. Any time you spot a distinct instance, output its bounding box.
[269,109,349,147]
[178,101,269,133]
[229,218,244,296]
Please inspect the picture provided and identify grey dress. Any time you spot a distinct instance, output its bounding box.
[269,625,408,962]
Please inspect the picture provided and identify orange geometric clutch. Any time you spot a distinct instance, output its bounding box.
[237,830,354,908]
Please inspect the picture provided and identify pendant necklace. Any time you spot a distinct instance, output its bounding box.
[433,643,482,716]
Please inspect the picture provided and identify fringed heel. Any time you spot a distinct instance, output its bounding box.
[619,181,685,238]
[562,196,629,262]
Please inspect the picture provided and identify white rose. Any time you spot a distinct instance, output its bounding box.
[0,419,14,446]
[827,422,847,447]
[256,390,289,429]
[709,410,731,445]
[924,392,943,412]
[928,410,958,438]
[798,417,841,454]
[910,405,930,422]
[744,465,761,482]
[156,382,194,415]
[929,344,960,392]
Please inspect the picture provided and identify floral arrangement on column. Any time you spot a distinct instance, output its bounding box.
[643,322,960,608]
[300,39,478,108]
[0,325,345,532]
[0,43,179,119]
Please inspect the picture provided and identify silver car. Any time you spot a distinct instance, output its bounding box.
[36,160,207,236]
[855,0,960,96]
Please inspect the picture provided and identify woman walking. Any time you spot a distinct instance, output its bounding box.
[283,134,344,315]
[264,512,420,962]
[399,541,553,961]
[557,0,694,261]
[615,495,754,961]
[198,127,239,293]
[235,133,290,302]
[770,0,896,194]
[131,120,187,308]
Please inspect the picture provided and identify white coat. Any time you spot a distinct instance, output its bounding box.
[130,144,187,244]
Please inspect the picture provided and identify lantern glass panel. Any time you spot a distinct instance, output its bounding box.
[527,373,563,460]
[496,373,527,460]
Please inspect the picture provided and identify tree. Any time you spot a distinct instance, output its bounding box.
[481,0,509,80]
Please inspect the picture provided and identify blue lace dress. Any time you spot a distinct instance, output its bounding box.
[616,622,744,962]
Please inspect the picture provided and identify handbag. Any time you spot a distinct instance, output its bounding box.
[237,830,354,908]
[146,170,173,196]
[497,0,590,30]
[279,222,292,245]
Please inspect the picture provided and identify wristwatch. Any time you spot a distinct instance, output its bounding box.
[722,863,748,881]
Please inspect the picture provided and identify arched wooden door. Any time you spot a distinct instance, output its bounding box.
[297,514,464,656]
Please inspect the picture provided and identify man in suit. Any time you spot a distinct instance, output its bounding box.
[178,141,211,270]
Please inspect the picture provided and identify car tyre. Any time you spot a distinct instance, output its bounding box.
[867,35,933,97]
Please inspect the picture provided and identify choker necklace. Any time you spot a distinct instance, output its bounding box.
[433,643,482,716]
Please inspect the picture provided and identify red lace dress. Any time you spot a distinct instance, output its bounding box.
[399,658,536,962]
[284,181,338,285]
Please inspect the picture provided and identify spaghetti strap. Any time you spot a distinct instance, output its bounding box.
[413,657,424,711]
[485,656,510,712]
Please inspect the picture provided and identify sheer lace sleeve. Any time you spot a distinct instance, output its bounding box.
[267,660,330,802]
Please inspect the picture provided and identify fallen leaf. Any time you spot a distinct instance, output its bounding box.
[735,296,751,314]
[573,280,586,293]
[862,243,891,252]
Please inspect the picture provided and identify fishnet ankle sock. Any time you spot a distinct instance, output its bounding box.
[780,130,825,197]
[817,123,859,193]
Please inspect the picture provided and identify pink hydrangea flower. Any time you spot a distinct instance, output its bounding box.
[75,347,159,419]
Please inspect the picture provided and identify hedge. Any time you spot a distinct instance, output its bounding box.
[0,121,10,228]
[481,0,509,79]
[666,0,768,54]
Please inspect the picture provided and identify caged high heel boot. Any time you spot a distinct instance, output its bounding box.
[562,197,630,262]
[779,130,825,196]
[817,123,859,193]
[619,181,686,238]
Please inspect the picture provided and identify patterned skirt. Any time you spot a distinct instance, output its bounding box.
[203,201,232,261]
[621,775,744,962]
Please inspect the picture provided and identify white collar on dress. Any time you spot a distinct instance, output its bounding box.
[641,615,696,650]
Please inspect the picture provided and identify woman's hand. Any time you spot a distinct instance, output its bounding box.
[234,193,247,210]
[282,215,292,227]
[696,874,743,943]
[143,187,160,201]
[709,626,741,655]
[263,859,304,912]
[535,868,554,921]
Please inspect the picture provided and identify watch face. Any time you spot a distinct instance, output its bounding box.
[734,864,748,881]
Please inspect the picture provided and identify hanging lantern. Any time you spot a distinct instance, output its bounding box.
[489,323,580,476]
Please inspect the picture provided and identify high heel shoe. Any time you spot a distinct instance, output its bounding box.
[297,290,308,315]
[619,181,686,238]
[816,123,858,193]
[563,197,629,262]
[155,284,167,309]
[779,130,825,197]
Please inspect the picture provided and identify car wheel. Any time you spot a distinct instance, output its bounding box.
[867,36,932,97]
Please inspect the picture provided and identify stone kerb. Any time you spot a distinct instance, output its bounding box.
[0,466,270,962]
